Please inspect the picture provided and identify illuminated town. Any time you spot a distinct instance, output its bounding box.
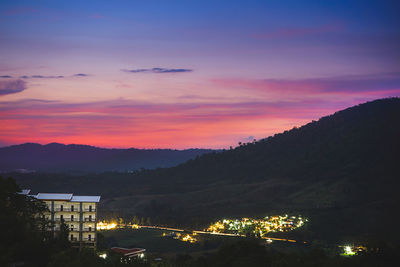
[97,215,307,239]
[205,215,307,237]
[96,216,369,255]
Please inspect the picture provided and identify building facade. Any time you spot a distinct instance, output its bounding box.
[32,192,101,249]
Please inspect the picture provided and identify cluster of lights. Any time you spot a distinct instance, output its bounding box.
[206,215,307,237]
[340,245,366,256]
[180,234,197,243]
[162,232,198,243]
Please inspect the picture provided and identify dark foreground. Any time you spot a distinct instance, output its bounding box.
[1,176,398,267]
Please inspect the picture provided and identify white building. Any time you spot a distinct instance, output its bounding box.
[23,191,101,249]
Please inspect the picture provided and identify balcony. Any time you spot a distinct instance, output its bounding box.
[54,208,79,212]
[82,228,95,232]
[83,208,96,212]
[55,217,79,222]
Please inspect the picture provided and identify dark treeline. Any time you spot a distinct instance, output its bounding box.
[0,176,69,266]
[12,98,400,245]
[168,239,399,267]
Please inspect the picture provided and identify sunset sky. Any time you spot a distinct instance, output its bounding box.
[1,0,399,148]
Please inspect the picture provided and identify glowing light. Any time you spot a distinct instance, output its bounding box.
[343,246,356,256]
[97,221,117,230]
[99,253,107,259]
[163,232,198,243]
[181,234,197,243]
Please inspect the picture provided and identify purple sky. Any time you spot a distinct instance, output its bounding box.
[1,0,399,148]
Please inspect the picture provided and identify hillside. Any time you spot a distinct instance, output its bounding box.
[12,98,400,243]
[0,143,214,172]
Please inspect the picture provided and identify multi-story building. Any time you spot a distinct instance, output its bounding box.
[27,192,100,249]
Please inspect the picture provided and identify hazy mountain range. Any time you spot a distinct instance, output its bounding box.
[0,143,214,173]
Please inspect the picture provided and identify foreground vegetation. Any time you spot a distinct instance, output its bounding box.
[1,176,398,266]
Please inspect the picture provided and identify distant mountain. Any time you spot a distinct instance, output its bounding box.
[12,98,400,243]
[0,143,215,172]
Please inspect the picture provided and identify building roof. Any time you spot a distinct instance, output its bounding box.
[18,189,31,195]
[71,195,101,203]
[28,193,100,202]
[36,193,73,200]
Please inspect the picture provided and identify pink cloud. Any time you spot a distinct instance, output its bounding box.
[2,71,399,148]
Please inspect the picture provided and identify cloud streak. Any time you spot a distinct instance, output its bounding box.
[122,68,193,74]
[212,72,400,95]
[0,80,27,96]
[0,74,90,79]
[20,75,65,79]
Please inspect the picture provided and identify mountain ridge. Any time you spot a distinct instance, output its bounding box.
[0,142,215,173]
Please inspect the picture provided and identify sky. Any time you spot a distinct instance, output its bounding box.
[0,0,399,149]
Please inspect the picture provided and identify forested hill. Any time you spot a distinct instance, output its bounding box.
[0,143,214,173]
[168,97,400,185]
[13,98,400,243]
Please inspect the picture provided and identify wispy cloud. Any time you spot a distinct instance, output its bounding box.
[20,75,64,79]
[0,74,90,79]
[0,80,27,96]
[212,72,400,95]
[122,68,193,74]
